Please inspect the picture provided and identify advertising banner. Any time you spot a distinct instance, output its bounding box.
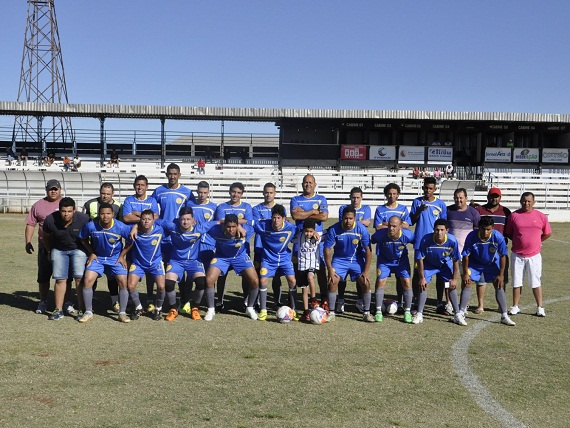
[513,148,539,163]
[427,147,453,162]
[340,145,367,160]
[542,148,569,164]
[397,146,425,162]
[369,145,396,161]
[485,148,511,162]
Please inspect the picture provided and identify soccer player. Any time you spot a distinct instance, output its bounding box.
[201,214,258,321]
[414,219,461,325]
[78,203,132,323]
[504,192,552,317]
[370,216,415,323]
[213,182,253,311]
[42,197,90,320]
[120,210,166,321]
[324,206,372,322]
[336,187,372,313]
[461,216,515,326]
[253,182,286,309]
[473,187,511,314]
[120,175,159,224]
[293,218,321,321]
[290,174,329,303]
[158,207,210,322]
[25,179,63,314]
[410,176,448,314]
[254,204,297,321]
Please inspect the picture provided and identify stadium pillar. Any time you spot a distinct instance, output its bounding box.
[36,115,45,157]
[99,117,106,167]
[160,116,166,169]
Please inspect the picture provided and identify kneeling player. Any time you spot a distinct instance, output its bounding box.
[121,210,166,321]
[415,219,461,325]
[371,216,415,323]
[324,206,372,322]
[254,204,297,321]
[462,216,515,326]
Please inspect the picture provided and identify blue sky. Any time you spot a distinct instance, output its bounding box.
[1,0,569,134]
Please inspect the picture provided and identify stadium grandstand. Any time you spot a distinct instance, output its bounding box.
[1,101,570,220]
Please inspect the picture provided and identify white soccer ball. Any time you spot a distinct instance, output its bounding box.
[381,299,398,315]
[309,307,328,324]
[276,306,295,323]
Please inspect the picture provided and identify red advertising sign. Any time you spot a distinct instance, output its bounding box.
[341,145,367,160]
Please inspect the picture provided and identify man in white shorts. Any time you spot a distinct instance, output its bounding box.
[504,192,552,316]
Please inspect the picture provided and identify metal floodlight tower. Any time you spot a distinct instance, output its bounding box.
[12,0,75,155]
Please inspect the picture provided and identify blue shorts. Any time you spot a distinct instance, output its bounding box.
[422,265,453,283]
[260,258,295,278]
[377,259,411,280]
[85,256,128,277]
[166,259,205,280]
[332,259,365,282]
[467,264,500,283]
[210,253,254,276]
[128,259,165,279]
[51,248,87,280]
[198,249,215,270]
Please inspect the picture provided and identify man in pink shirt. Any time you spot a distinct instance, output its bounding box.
[504,192,552,316]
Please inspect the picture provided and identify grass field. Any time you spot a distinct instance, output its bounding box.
[1,214,569,428]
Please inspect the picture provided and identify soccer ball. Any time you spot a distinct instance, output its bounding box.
[381,299,398,315]
[309,307,328,324]
[276,306,295,323]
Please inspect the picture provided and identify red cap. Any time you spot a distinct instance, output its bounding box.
[488,187,502,196]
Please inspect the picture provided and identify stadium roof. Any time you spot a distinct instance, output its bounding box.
[1,101,569,123]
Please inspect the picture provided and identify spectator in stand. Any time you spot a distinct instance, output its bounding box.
[420,167,431,178]
[197,158,206,174]
[63,156,72,171]
[412,167,420,179]
[6,147,16,166]
[445,163,454,179]
[433,167,442,181]
[19,147,29,166]
[109,149,120,168]
[72,154,81,171]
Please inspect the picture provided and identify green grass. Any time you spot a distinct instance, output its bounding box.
[1,214,569,427]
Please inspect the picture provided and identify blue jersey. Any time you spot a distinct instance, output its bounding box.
[252,202,288,253]
[120,194,159,223]
[324,221,370,263]
[187,199,218,249]
[290,193,328,233]
[254,219,296,263]
[339,204,372,224]
[214,201,253,225]
[152,184,195,222]
[128,223,164,268]
[415,232,460,271]
[158,219,211,262]
[410,197,447,249]
[371,228,415,263]
[462,229,508,269]
[206,224,254,259]
[374,204,412,228]
[79,218,132,258]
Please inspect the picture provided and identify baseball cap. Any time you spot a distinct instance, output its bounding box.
[488,187,501,197]
[45,179,61,190]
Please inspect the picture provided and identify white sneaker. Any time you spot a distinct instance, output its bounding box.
[245,307,258,320]
[453,313,467,326]
[412,313,423,324]
[204,309,215,321]
[78,311,94,323]
[508,306,520,315]
[36,301,47,314]
[355,299,364,313]
[65,302,79,317]
[536,307,546,317]
[501,315,516,326]
[335,299,345,314]
[445,302,454,315]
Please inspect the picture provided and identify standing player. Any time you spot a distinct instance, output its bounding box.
[121,210,166,321]
[473,187,511,314]
[213,182,253,311]
[25,179,63,314]
[290,174,329,304]
[78,203,132,323]
[254,204,297,321]
[447,188,480,254]
[410,176,447,313]
[324,206,372,322]
[414,219,461,325]
[42,197,90,320]
[461,216,515,326]
[504,192,552,317]
[200,215,258,321]
[253,182,285,309]
[336,187,372,313]
[371,216,415,323]
[293,218,321,321]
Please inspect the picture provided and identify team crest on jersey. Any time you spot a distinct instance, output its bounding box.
[129,264,137,272]
[238,213,244,219]
[433,209,440,216]
[313,203,319,209]
[260,267,268,275]
[205,213,211,219]
[442,252,449,257]
[489,247,496,253]
[398,245,405,250]
[235,242,242,247]
[211,258,217,264]
[109,238,116,243]
[176,198,183,204]
[279,237,285,242]
[352,239,359,245]
[151,239,158,245]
